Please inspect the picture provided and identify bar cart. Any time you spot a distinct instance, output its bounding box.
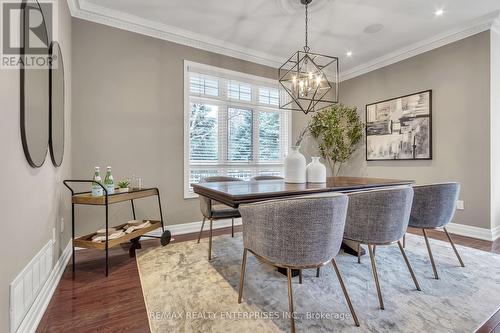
[63,180,171,276]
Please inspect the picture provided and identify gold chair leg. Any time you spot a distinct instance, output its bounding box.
[443,227,465,267]
[397,241,421,291]
[287,268,296,333]
[299,270,303,284]
[231,217,234,237]
[368,244,384,310]
[331,258,360,326]
[357,243,361,264]
[422,229,439,279]
[238,249,248,303]
[316,267,320,278]
[208,218,213,261]
[197,217,206,243]
[403,234,406,248]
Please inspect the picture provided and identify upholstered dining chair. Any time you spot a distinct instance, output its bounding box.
[343,187,421,310]
[238,194,359,332]
[197,176,243,260]
[408,182,464,279]
[250,175,284,181]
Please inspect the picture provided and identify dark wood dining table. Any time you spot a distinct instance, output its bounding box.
[192,176,414,208]
[192,176,414,275]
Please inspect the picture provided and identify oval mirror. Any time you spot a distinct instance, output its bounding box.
[20,0,50,168]
[49,41,64,167]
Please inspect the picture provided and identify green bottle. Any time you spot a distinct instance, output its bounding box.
[92,167,103,197]
[104,166,115,194]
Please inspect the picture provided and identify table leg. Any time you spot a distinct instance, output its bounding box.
[71,203,75,275]
[105,199,109,277]
[342,240,366,257]
[277,267,300,277]
[156,190,165,232]
[130,199,136,219]
[129,199,141,245]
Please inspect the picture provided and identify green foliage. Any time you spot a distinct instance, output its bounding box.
[227,108,252,161]
[118,180,130,188]
[309,104,364,175]
[190,104,218,161]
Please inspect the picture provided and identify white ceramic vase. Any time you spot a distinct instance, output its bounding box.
[284,146,306,183]
[306,157,327,183]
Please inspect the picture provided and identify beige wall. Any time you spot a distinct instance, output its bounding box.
[294,31,491,229]
[491,28,500,230]
[0,0,72,331]
[71,19,277,232]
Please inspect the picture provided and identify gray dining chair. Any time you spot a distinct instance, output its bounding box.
[238,194,359,332]
[197,176,243,260]
[343,186,421,310]
[250,175,284,181]
[408,182,464,279]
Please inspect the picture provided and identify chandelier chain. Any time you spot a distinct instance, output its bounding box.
[304,2,309,52]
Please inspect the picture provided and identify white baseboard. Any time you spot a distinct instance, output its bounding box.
[492,225,500,241]
[157,219,498,241]
[446,223,498,241]
[17,240,72,333]
[146,218,242,238]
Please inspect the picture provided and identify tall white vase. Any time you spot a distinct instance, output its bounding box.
[284,146,306,183]
[306,157,327,183]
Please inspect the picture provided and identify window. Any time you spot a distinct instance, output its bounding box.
[228,81,252,101]
[259,87,279,106]
[189,74,219,96]
[184,61,291,197]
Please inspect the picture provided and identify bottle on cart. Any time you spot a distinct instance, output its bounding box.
[91,166,103,197]
[104,166,115,194]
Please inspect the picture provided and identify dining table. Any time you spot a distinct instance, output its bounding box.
[192,176,414,274]
[192,176,414,208]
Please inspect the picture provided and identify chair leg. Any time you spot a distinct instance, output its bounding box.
[299,270,303,284]
[208,218,213,261]
[357,243,361,264]
[368,244,384,310]
[238,249,248,303]
[287,268,296,333]
[197,217,206,244]
[443,227,465,267]
[331,258,360,327]
[316,267,320,278]
[397,241,421,291]
[231,217,234,237]
[373,245,376,256]
[422,229,439,279]
[403,234,406,248]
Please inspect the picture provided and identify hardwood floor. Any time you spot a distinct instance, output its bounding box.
[37,226,499,333]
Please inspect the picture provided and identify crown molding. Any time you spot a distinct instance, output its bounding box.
[67,1,500,81]
[68,0,283,69]
[492,15,500,34]
[340,11,500,81]
[66,0,79,16]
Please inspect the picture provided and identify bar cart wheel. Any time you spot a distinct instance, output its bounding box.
[161,230,171,246]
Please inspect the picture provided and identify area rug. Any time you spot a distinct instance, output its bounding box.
[137,233,500,332]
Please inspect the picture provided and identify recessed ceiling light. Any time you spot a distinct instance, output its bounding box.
[364,23,384,34]
[435,8,445,17]
[346,51,353,57]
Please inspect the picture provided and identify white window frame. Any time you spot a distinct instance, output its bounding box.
[183,60,291,198]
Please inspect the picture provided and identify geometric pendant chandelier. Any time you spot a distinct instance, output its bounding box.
[279,0,339,114]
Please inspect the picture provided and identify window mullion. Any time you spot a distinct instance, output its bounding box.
[219,104,228,165]
[253,110,260,169]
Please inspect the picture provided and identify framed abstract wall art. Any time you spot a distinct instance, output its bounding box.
[365,90,432,161]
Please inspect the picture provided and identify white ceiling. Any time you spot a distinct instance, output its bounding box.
[73,0,500,79]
